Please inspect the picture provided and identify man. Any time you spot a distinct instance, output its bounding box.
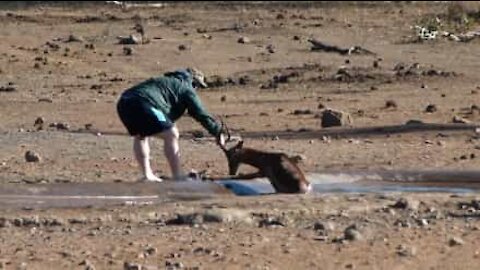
[117,68,225,182]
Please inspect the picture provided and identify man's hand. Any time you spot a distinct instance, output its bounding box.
[216,132,226,147]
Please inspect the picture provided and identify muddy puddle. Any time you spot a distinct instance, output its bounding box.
[1,170,480,209]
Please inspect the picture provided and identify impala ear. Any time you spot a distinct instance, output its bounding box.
[236,140,244,149]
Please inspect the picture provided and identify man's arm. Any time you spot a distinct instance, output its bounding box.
[184,90,221,137]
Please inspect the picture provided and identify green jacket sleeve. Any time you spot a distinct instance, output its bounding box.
[184,90,221,136]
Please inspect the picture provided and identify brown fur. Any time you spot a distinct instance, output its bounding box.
[220,141,311,194]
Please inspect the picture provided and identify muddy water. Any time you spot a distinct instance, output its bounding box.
[218,170,480,195]
[1,170,480,209]
[0,181,232,209]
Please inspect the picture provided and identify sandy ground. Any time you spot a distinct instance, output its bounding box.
[0,1,480,269]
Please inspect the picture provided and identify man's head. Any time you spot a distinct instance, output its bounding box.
[187,67,208,89]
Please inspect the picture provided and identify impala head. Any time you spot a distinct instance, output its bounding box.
[217,118,244,175]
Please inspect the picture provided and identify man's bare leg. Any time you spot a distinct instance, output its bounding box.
[158,125,184,179]
[133,136,163,182]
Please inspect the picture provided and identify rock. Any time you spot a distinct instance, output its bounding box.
[405,119,424,125]
[449,237,464,246]
[0,217,11,228]
[390,198,419,211]
[178,44,189,51]
[205,75,230,88]
[344,224,362,241]
[425,104,437,113]
[238,75,250,85]
[452,116,471,124]
[203,209,253,224]
[79,259,95,270]
[266,44,276,53]
[145,247,157,256]
[258,217,285,228]
[320,109,352,128]
[124,262,142,270]
[66,34,84,43]
[165,260,185,269]
[117,35,141,45]
[293,35,301,41]
[220,95,227,102]
[38,98,53,103]
[191,130,204,139]
[49,122,70,131]
[0,86,16,92]
[123,47,133,56]
[238,36,250,44]
[25,151,41,163]
[34,117,45,130]
[385,100,397,109]
[396,244,416,257]
[167,213,204,226]
[313,221,334,235]
[293,109,313,115]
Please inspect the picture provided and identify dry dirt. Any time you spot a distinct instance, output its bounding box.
[1,1,480,269]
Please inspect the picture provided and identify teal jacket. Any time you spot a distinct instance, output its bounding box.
[122,69,221,136]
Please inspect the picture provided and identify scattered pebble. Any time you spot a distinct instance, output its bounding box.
[25,151,41,163]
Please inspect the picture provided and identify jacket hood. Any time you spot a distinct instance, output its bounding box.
[164,69,193,85]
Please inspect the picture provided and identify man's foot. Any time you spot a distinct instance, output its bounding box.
[140,175,163,183]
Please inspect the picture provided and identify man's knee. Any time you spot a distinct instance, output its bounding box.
[159,126,179,141]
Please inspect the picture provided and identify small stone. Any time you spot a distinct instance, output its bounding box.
[66,34,84,43]
[385,100,397,109]
[124,262,142,270]
[38,98,53,103]
[320,109,352,128]
[25,151,41,163]
[293,109,313,115]
[293,35,301,41]
[405,119,424,125]
[313,221,334,234]
[238,36,250,44]
[452,116,471,124]
[220,95,227,102]
[0,217,11,228]
[118,35,140,45]
[191,130,205,139]
[266,44,276,53]
[258,217,285,228]
[145,247,157,256]
[0,85,16,92]
[449,237,464,246]
[344,224,362,241]
[178,44,189,51]
[123,47,133,56]
[79,259,95,270]
[397,244,416,257]
[425,104,437,113]
[390,198,419,211]
[34,117,45,129]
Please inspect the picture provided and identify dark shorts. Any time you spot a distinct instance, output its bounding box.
[117,95,173,137]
